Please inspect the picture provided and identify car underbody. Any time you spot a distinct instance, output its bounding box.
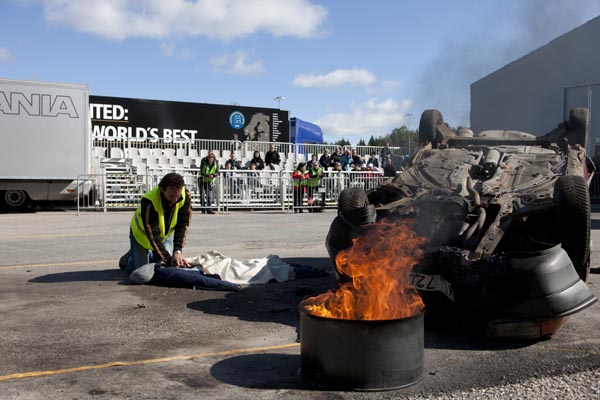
[326,108,598,339]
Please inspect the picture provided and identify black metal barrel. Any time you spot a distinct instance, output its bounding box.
[299,306,424,391]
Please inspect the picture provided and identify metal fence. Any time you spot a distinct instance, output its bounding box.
[76,168,395,213]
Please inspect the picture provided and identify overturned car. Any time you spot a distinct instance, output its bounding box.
[326,108,597,339]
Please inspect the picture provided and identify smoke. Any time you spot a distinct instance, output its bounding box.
[414,0,600,128]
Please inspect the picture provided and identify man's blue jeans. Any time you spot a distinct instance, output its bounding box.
[126,229,173,273]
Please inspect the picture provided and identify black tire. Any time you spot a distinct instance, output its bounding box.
[337,187,368,215]
[554,175,591,281]
[418,109,443,146]
[0,190,30,211]
[567,108,589,147]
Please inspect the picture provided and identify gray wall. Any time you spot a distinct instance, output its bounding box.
[470,16,600,155]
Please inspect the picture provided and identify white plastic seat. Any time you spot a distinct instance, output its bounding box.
[109,147,124,158]
[163,148,176,157]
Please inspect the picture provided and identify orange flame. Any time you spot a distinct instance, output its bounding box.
[303,219,426,320]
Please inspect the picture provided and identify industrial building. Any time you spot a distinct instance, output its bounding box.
[470,16,600,158]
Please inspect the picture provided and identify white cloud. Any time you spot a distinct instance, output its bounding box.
[315,98,413,139]
[291,68,376,88]
[0,47,11,61]
[210,51,263,75]
[159,42,192,59]
[39,0,327,41]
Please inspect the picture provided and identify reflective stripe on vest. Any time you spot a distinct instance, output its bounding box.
[131,186,186,250]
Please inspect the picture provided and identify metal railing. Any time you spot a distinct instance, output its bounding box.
[76,167,397,213]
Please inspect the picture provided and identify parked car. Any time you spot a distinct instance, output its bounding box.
[326,108,597,339]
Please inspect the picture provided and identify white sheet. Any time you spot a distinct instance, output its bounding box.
[185,250,295,284]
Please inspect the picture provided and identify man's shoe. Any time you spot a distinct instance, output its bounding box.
[207,210,215,214]
[119,251,130,270]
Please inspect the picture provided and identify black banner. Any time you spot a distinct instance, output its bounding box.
[90,95,289,144]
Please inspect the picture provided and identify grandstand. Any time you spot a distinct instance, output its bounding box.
[83,137,406,212]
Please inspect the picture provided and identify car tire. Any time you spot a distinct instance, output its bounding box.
[567,107,589,147]
[337,187,369,215]
[554,175,591,281]
[418,109,443,147]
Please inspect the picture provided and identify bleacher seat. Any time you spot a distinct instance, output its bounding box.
[93,147,106,158]
[109,147,124,159]
[138,148,151,157]
[176,148,187,158]
[189,149,199,159]
[163,148,176,157]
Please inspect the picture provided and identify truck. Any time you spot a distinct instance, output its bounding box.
[290,117,324,159]
[0,78,91,211]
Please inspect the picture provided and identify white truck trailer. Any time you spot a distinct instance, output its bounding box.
[0,78,91,210]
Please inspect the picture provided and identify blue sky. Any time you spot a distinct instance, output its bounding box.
[2,0,600,143]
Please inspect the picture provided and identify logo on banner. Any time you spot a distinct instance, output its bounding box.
[229,111,245,129]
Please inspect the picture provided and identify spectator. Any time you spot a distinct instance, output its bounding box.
[329,161,346,198]
[223,160,240,194]
[351,148,362,166]
[250,150,265,170]
[340,148,355,171]
[380,142,392,167]
[292,162,309,213]
[329,147,341,168]
[367,151,379,168]
[306,160,324,205]
[199,151,219,214]
[383,155,397,177]
[228,152,242,169]
[319,149,331,169]
[247,160,261,188]
[265,144,281,167]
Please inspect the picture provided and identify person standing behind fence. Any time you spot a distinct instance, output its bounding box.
[383,154,397,177]
[199,151,219,214]
[292,162,309,213]
[367,151,379,168]
[307,160,324,209]
[319,148,331,169]
[380,142,392,167]
[250,150,265,170]
[329,147,341,168]
[265,144,281,167]
[340,148,355,171]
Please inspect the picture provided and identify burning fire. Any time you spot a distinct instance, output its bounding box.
[304,219,426,320]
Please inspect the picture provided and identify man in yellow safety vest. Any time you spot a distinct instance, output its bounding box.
[121,172,192,273]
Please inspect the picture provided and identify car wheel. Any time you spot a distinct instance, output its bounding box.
[567,107,589,147]
[337,187,369,215]
[554,175,591,281]
[0,190,30,211]
[418,109,443,147]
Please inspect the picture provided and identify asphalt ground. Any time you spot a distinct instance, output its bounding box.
[0,209,598,399]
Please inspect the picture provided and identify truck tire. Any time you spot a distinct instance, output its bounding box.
[554,175,591,281]
[0,190,30,211]
[337,188,369,215]
[419,109,443,147]
[567,108,589,147]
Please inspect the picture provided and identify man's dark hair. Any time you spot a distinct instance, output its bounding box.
[159,172,185,189]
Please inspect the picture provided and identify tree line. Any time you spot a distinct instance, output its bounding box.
[326,125,417,148]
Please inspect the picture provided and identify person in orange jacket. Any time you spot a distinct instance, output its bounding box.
[292,162,309,213]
